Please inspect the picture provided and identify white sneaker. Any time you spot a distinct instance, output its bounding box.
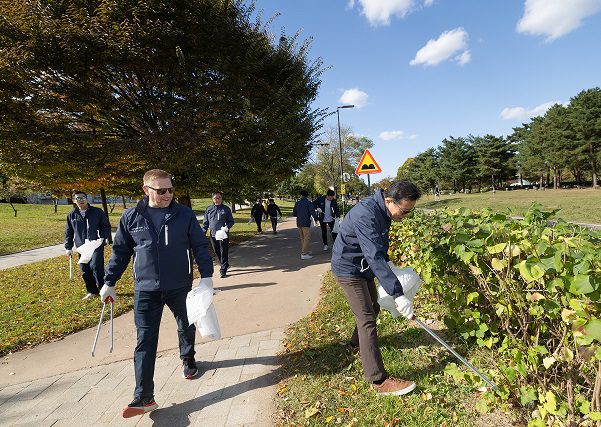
[323,245,328,251]
[82,293,99,300]
[300,254,313,260]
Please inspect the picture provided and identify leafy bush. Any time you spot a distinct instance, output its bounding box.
[390,204,601,426]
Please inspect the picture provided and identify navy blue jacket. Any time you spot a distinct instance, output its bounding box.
[65,205,111,250]
[292,197,317,227]
[104,197,213,291]
[202,204,235,237]
[312,196,340,222]
[331,189,404,298]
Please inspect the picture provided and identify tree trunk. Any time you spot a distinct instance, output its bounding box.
[231,201,236,213]
[53,198,58,214]
[491,175,495,190]
[100,188,113,244]
[178,192,192,208]
[539,175,544,190]
[121,195,126,209]
[9,202,17,217]
[553,168,559,189]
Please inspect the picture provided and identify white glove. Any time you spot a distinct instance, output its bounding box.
[395,295,414,319]
[200,277,214,291]
[223,226,229,232]
[100,284,117,303]
[315,208,323,213]
[66,249,73,257]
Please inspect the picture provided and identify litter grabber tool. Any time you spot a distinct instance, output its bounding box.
[92,296,114,357]
[69,255,73,280]
[412,316,498,392]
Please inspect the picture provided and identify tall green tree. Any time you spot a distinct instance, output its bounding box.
[568,88,601,188]
[399,148,438,194]
[512,118,548,189]
[437,137,474,192]
[0,0,326,198]
[470,134,515,190]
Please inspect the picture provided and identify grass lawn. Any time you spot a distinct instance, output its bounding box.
[0,203,135,255]
[276,273,520,427]
[417,188,601,224]
[0,246,135,356]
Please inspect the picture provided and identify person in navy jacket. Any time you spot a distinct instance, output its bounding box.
[331,180,421,397]
[292,190,317,259]
[64,191,111,300]
[312,188,340,251]
[202,191,235,278]
[101,169,213,418]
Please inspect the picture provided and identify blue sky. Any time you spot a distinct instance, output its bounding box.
[255,0,601,183]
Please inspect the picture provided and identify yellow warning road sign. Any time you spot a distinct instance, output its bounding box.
[355,149,382,175]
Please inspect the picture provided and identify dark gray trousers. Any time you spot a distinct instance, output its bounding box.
[336,275,387,383]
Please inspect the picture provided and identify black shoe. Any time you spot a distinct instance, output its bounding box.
[182,357,199,379]
[220,272,227,278]
[122,396,158,418]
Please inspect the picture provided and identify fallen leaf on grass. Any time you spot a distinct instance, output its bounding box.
[305,407,319,418]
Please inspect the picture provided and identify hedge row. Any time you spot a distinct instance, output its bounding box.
[390,204,601,426]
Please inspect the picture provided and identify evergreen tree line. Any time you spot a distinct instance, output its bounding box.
[397,88,601,193]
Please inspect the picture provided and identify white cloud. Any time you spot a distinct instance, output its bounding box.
[339,88,368,108]
[379,130,417,141]
[517,0,601,41]
[410,27,470,66]
[499,101,562,120]
[351,0,434,26]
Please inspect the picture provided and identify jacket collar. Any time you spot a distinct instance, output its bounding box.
[373,189,390,219]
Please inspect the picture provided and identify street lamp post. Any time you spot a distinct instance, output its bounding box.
[337,104,354,216]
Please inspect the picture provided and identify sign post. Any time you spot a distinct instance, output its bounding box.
[355,149,382,194]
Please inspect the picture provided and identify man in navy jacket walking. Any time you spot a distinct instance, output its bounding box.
[64,191,111,299]
[202,191,235,278]
[292,190,317,259]
[331,180,421,397]
[101,169,214,418]
[312,188,340,251]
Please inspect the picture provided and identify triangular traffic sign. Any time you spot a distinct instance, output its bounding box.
[355,149,382,175]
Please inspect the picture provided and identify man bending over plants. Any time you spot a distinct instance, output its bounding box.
[331,180,421,396]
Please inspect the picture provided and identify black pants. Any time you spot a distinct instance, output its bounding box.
[254,216,263,233]
[270,217,278,232]
[336,275,386,383]
[210,237,229,275]
[320,221,337,245]
[133,286,195,399]
[79,246,104,295]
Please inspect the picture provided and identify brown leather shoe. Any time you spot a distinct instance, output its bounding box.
[372,377,416,396]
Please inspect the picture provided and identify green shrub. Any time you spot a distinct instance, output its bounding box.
[390,204,601,426]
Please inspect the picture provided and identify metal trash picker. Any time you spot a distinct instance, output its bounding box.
[91,296,114,357]
[69,254,73,280]
[412,316,499,392]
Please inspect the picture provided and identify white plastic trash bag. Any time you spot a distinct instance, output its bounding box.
[215,227,228,241]
[198,303,221,340]
[247,217,253,224]
[186,282,221,340]
[76,239,104,264]
[377,263,422,318]
[278,217,284,223]
[332,218,340,234]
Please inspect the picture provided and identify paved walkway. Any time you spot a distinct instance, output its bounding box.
[0,219,331,426]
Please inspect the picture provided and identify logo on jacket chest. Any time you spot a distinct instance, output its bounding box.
[131,226,149,234]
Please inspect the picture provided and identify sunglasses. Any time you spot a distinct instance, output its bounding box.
[147,186,174,195]
[74,196,87,201]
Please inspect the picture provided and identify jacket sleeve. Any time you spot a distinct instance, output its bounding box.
[226,207,235,229]
[292,203,297,217]
[201,207,210,233]
[104,214,135,287]
[276,205,282,216]
[309,201,317,221]
[188,213,214,278]
[352,213,403,298]
[64,214,74,250]
[98,209,112,240]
